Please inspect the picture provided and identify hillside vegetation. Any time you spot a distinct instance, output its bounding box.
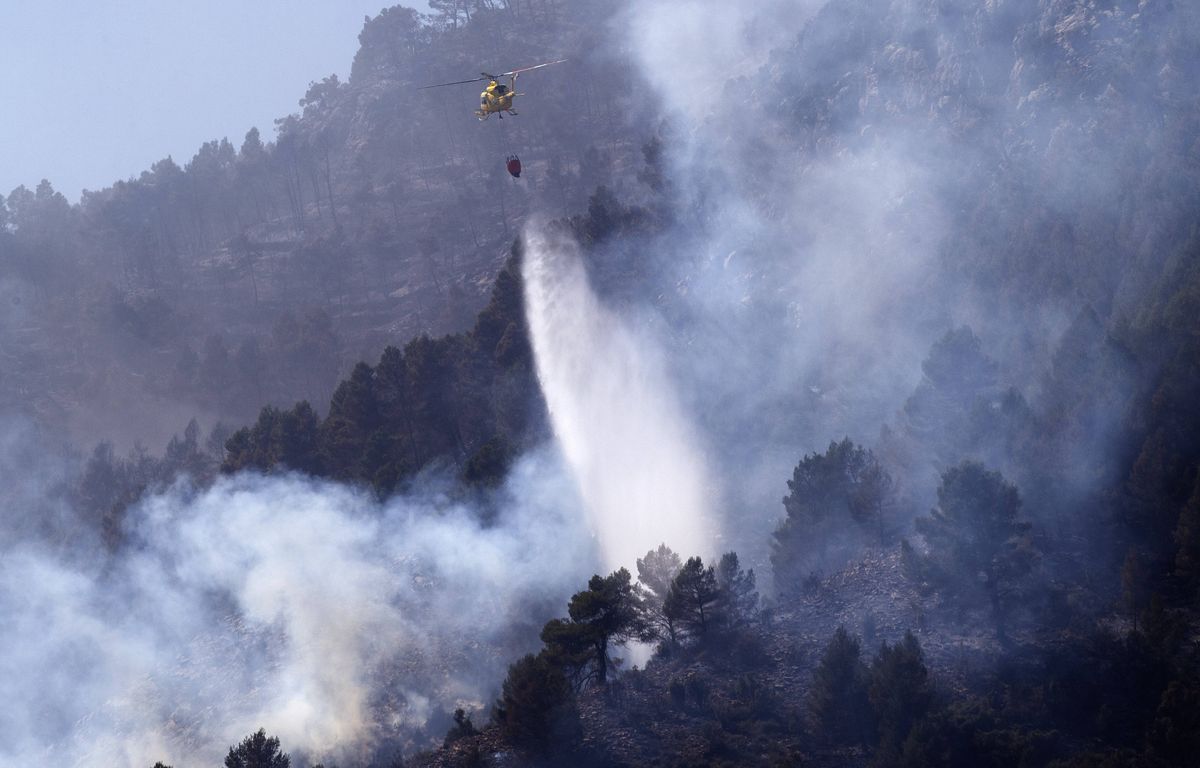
[3,1,1200,766]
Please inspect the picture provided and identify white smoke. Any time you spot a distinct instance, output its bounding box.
[0,445,595,767]
[522,223,717,571]
[624,0,823,123]
[610,0,1177,568]
[604,0,980,563]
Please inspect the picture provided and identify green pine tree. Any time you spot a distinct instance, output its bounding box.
[809,626,872,745]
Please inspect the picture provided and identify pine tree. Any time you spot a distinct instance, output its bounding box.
[321,361,379,478]
[715,551,759,628]
[809,626,872,745]
[772,438,895,590]
[854,460,897,547]
[869,632,932,765]
[636,543,683,644]
[443,707,477,747]
[494,653,580,753]
[542,569,642,686]
[224,729,289,768]
[1121,549,1146,631]
[912,461,1037,642]
[1149,679,1200,764]
[1172,471,1200,595]
[664,556,721,639]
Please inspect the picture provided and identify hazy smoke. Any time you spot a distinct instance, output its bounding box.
[625,0,822,123]
[598,0,1157,571]
[607,0,962,564]
[523,223,718,571]
[606,0,1195,572]
[0,435,595,767]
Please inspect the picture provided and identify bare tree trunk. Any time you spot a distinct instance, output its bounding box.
[322,146,339,228]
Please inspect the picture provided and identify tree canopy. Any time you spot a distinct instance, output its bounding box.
[911,461,1037,641]
[224,729,289,768]
[772,438,896,590]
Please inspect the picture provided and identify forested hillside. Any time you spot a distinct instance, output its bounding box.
[408,0,1200,764]
[0,0,642,448]
[3,1,1200,767]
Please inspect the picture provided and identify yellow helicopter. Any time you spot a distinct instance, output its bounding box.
[419,59,567,120]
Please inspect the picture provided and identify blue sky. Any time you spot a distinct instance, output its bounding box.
[1,2,428,202]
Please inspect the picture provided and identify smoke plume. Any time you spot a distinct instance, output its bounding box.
[0,433,594,767]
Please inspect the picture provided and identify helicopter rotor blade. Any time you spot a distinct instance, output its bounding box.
[419,59,566,89]
[498,58,568,77]
[418,76,489,90]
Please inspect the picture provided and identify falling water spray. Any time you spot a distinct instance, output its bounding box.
[522,224,717,571]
